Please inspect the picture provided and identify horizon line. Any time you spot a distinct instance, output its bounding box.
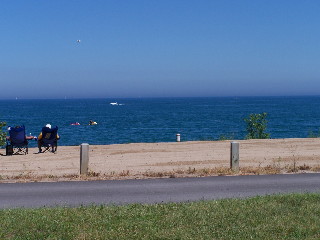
[1,94,320,101]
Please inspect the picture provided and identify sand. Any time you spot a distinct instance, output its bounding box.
[1,138,320,182]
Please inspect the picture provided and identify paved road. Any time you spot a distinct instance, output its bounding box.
[1,173,320,209]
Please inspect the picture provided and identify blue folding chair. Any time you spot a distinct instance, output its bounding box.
[6,125,28,155]
[39,126,59,153]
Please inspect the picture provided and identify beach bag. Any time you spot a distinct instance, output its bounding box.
[6,145,13,155]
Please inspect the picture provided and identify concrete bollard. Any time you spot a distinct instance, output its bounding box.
[176,133,181,142]
[80,143,89,175]
[230,142,239,172]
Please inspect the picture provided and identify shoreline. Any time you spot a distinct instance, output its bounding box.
[1,138,320,183]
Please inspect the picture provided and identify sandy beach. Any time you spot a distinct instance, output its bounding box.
[1,138,320,182]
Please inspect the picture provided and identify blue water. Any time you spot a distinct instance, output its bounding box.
[1,96,320,147]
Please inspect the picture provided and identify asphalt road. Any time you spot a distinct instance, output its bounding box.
[1,173,320,209]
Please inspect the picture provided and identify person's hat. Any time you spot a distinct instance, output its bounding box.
[45,124,52,129]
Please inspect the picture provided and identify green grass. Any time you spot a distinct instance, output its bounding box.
[1,193,320,239]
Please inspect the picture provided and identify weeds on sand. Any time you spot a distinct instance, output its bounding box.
[287,163,311,173]
[1,164,320,183]
[87,171,100,177]
[289,144,299,172]
[119,170,130,176]
[272,157,283,172]
[311,165,320,171]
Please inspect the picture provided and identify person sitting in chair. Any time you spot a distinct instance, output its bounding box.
[37,124,60,153]
[6,125,29,155]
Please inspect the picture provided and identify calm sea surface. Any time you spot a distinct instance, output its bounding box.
[1,96,320,147]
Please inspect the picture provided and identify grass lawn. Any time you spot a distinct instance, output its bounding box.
[1,193,320,239]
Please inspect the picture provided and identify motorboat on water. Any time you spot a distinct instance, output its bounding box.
[89,120,98,125]
[110,102,118,105]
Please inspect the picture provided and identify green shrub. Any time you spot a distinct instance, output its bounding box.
[244,112,270,139]
[0,121,6,146]
[218,133,235,141]
[307,129,320,138]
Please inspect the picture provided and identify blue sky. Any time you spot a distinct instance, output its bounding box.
[1,0,320,99]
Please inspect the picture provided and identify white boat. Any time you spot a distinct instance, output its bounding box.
[110,102,118,105]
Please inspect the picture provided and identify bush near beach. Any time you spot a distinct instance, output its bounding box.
[0,121,6,147]
[244,112,270,139]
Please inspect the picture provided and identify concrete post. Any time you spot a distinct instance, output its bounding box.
[176,133,181,142]
[230,142,239,172]
[80,143,89,175]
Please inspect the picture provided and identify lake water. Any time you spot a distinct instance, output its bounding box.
[1,96,320,147]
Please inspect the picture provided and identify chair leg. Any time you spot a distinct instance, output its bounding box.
[40,144,57,153]
[12,146,28,155]
[52,145,57,153]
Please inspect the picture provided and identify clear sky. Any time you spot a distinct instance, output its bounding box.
[1,0,320,99]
